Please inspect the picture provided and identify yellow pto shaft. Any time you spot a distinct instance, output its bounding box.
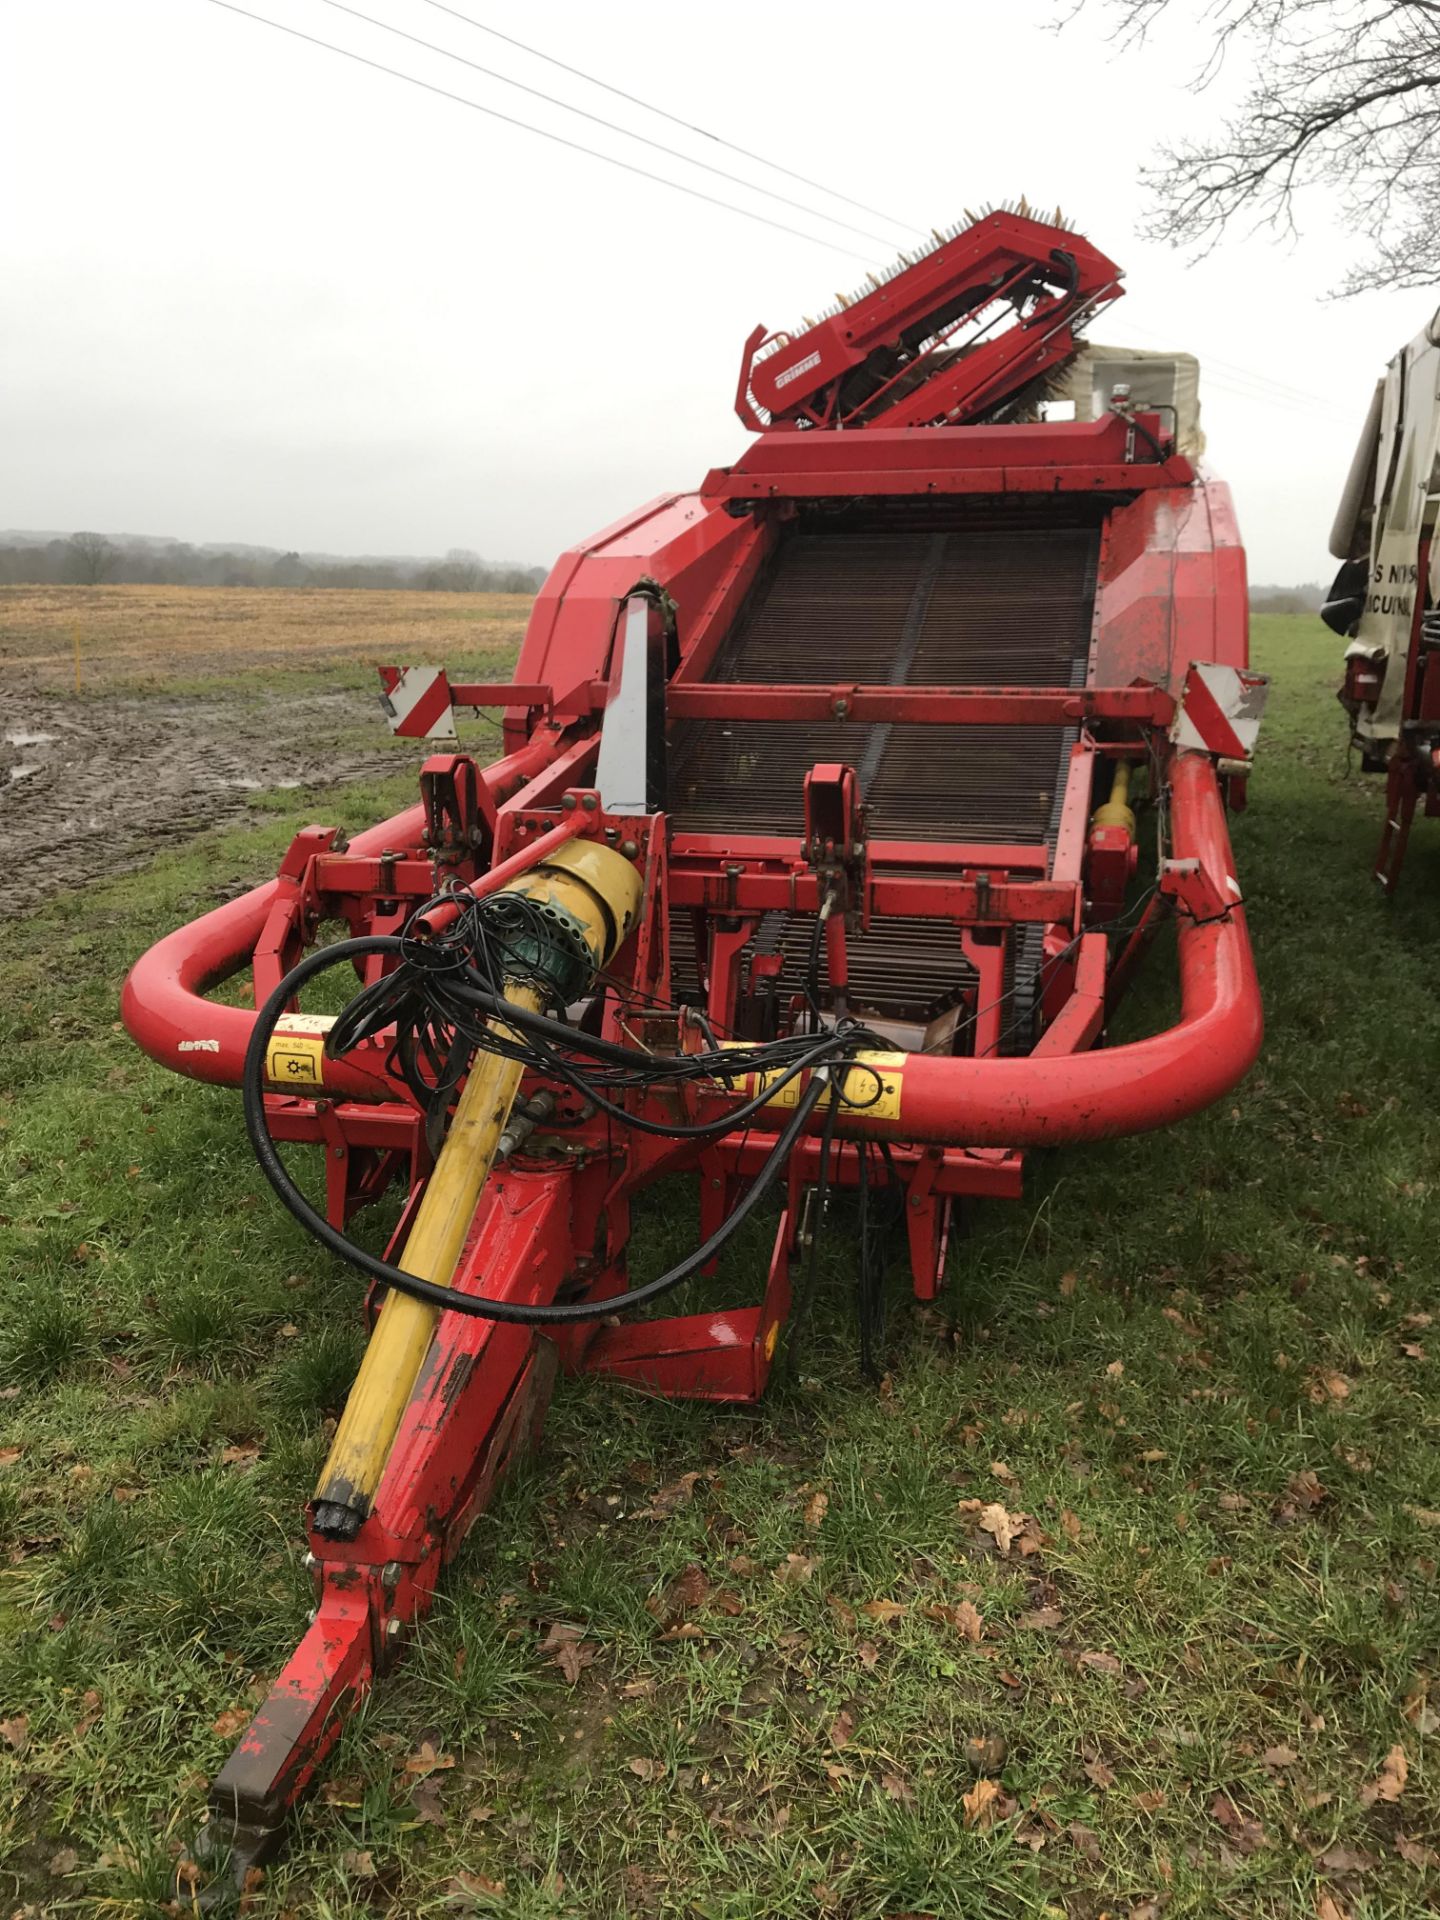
[311,839,642,1540]
[310,984,542,1538]
[1091,757,1136,836]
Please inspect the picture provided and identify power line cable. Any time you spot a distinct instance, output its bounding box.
[206,0,873,262]
[415,0,922,238]
[1119,318,1332,407]
[315,0,901,249]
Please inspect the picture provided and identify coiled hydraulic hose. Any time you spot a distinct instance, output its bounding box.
[242,936,828,1326]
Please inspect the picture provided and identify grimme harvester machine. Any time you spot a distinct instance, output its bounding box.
[1325,310,1440,888]
[122,208,1266,1888]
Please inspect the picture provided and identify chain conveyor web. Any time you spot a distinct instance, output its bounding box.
[667,508,1099,1042]
[669,511,1097,842]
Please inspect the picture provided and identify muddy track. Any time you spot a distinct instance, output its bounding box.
[0,685,419,917]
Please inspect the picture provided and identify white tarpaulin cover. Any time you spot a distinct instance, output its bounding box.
[1063,344,1205,458]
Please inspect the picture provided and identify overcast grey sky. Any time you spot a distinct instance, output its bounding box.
[2,0,1429,580]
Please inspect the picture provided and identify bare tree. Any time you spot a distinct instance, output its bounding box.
[66,530,119,585]
[1081,1,1440,292]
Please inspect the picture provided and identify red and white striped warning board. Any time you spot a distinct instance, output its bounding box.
[1171,663,1269,762]
[377,665,456,740]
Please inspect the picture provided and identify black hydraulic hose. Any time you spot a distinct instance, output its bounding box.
[242,937,829,1325]
[326,940,868,1142]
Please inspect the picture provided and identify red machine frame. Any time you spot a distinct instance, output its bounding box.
[121,210,1262,1886]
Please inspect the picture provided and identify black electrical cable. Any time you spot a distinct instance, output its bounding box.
[243,937,833,1325]
[782,1066,844,1376]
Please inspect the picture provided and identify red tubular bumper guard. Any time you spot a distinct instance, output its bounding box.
[121,756,1260,1148]
[121,802,427,1105]
[803,752,1261,1146]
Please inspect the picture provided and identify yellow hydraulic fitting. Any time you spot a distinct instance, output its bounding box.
[1091,758,1136,836]
[312,838,642,1540]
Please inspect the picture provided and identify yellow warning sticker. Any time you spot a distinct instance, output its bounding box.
[744,1051,904,1124]
[266,1031,328,1088]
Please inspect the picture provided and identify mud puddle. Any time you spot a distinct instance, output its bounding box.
[0,685,418,917]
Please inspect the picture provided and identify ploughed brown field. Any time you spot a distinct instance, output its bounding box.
[0,584,529,916]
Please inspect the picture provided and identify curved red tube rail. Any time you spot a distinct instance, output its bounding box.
[763,751,1261,1146]
[121,802,427,1104]
[122,754,1260,1146]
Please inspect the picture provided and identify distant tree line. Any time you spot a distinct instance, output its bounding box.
[1250,583,1325,615]
[0,532,544,594]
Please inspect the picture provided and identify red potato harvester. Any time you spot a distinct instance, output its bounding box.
[122,205,1267,1891]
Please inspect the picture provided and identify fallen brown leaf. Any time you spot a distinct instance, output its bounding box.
[1084,1755,1116,1791]
[1287,1470,1328,1511]
[1061,1508,1082,1543]
[1133,1788,1167,1813]
[804,1491,829,1529]
[1403,1504,1440,1528]
[976,1502,1026,1555]
[341,1849,376,1879]
[449,1870,506,1899]
[632,1471,701,1520]
[1077,1649,1122,1676]
[402,1740,456,1779]
[1017,1605,1064,1631]
[1315,1894,1351,1920]
[860,1598,906,1623]
[665,1563,710,1614]
[961,1777,1002,1828]
[881,1771,916,1803]
[1,1714,29,1753]
[775,1552,817,1586]
[1210,1791,1266,1854]
[48,1847,79,1876]
[1395,1832,1440,1868]
[1309,1370,1351,1404]
[628,1756,664,1781]
[1314,1843,1376,1874]
[211,1707,249,1740]
[829,1708,855,1749]
[929,1597,990,1643]
[1262,1743,1299,1769]
[1358,1742,1407,1806]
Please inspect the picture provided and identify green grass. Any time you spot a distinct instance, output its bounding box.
[2,614,1438,1917]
